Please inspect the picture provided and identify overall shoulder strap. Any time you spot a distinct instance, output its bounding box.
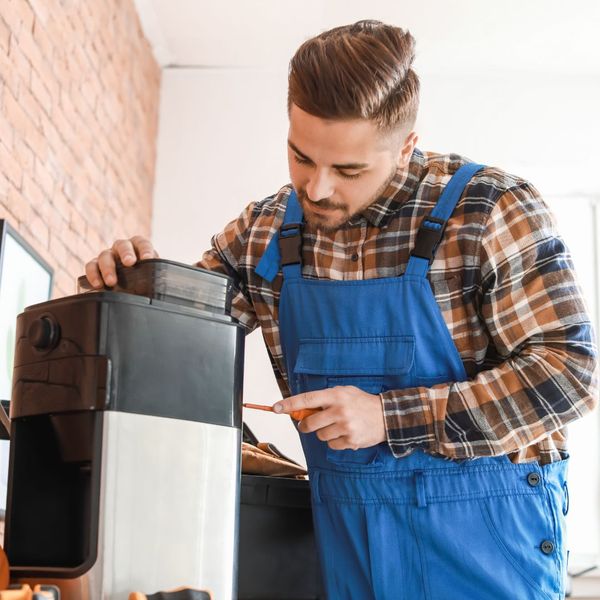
[255,189,304,282]
[405,163,485,277]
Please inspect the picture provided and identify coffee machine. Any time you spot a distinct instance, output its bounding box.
[4,260,245,599]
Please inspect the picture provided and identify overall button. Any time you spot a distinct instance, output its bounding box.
[540,540,555,555]
[527,472,541,487]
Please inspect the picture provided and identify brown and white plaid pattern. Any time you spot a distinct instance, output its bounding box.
[197,148,598,464]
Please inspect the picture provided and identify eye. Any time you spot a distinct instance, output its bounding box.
[293,154,311,165]
[337,170,361,180]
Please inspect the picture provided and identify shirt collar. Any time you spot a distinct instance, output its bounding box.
[348,147,426,228]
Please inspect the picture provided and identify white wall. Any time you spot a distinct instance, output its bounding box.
[150,8,600,570]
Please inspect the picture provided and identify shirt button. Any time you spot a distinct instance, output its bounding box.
[351,253,359,262]
[540,540,554,555]
[527,472,541,487]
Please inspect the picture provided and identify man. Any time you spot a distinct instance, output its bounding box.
[86,20,598,599]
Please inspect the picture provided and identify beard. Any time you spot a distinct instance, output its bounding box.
[296,165,398,233]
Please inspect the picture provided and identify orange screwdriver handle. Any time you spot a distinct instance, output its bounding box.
[243,403,320,421]
[289,408,320,421]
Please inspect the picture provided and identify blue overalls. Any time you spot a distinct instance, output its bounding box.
[256,164,569,599]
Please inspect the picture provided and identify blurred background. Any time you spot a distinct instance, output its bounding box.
[1,0,599,592]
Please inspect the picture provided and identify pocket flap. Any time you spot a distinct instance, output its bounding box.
[294,336,415,376]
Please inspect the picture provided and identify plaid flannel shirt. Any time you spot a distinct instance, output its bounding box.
[197,148,598,464]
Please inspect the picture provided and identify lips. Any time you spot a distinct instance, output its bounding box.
[307,203,330,213]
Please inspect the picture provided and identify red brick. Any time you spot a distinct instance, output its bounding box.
[0,113,14,150]
[80,79,98,111]
[59,87,74,116]
[45,150,68,188]
[9,41,32,87]
[54,266,76,297]
[0,52,17,99]
[49,106,73,147]
[77,236,95,266]
[49,231,68,264]
[51,52,70,83]
[0,204,19,227]
[1,0,160,300]
[67,250,84,278]
[51,188,70,219]
[22,172,45,205]
[2,1,31,37]
[39,113,62,153]
[79,1,98,35]
[89,139,106,173]
[51,139,78,179]
[0,17,11,55]
[18,84,43,128]
[0,140,23,187]
[46,202,66,237]
[16,27,47,76]
[13,138,34,172]
[6,184,31,223]
[68,9,87,40]
[34,157,54,196]
[3,88,32,139]
[0,171,8,202]
[22,118,47,160]
[59,227,80,258]
[1,3,19,34]
[28,214,50,248]
[69,206,85,232]
[30,67,54,115]
[28,0,50,27]
[85,225,103,254]
[16,0,35,33]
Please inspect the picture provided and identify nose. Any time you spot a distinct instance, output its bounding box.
[305,168,334,202]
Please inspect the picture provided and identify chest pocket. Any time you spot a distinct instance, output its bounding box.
[293,336,415,467]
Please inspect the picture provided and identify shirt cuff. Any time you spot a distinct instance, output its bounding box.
[380,387,436,458]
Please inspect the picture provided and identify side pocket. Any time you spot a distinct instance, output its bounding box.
[480,494,561,599]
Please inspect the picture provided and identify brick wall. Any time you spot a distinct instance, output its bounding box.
[0,0,161,297]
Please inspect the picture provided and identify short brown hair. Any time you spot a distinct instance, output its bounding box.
[288,20,419,132]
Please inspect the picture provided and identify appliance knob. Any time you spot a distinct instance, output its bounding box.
[28,316,60,350]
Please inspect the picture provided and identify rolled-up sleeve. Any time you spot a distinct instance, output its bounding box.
[381,183,599,460]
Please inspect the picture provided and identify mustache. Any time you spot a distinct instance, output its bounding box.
[297,189,345,211]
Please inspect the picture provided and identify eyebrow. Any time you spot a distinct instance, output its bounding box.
[287,140,369,170]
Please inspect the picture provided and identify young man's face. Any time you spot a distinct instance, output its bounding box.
[287,104,417,232]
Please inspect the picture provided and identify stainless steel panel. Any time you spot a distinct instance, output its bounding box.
[88,411,240,599]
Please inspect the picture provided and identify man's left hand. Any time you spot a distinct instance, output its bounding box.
[274,386,386,450]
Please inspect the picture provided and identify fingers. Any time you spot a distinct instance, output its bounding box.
[112,238,138,267]
[273,390,324,415]
[84,236,158,289]
[297,409,336,433]
[326,437,360,451]
[97,248,120,286]
[306,420,359,451]
[84,258,104,289]
[130,235,159,261]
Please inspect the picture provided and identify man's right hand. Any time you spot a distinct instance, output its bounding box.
[84,236,159,289]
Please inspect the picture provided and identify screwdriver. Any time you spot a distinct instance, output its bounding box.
[243,403,319,421]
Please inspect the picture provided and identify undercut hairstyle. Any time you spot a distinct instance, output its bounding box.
[288,20,420,133]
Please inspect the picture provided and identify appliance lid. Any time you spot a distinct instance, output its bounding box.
[77,258,234,315]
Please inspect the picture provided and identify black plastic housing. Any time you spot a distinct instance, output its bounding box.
[5,288,245,577]
[238,474,324,599]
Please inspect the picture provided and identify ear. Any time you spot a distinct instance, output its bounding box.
[397,131,418,167]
